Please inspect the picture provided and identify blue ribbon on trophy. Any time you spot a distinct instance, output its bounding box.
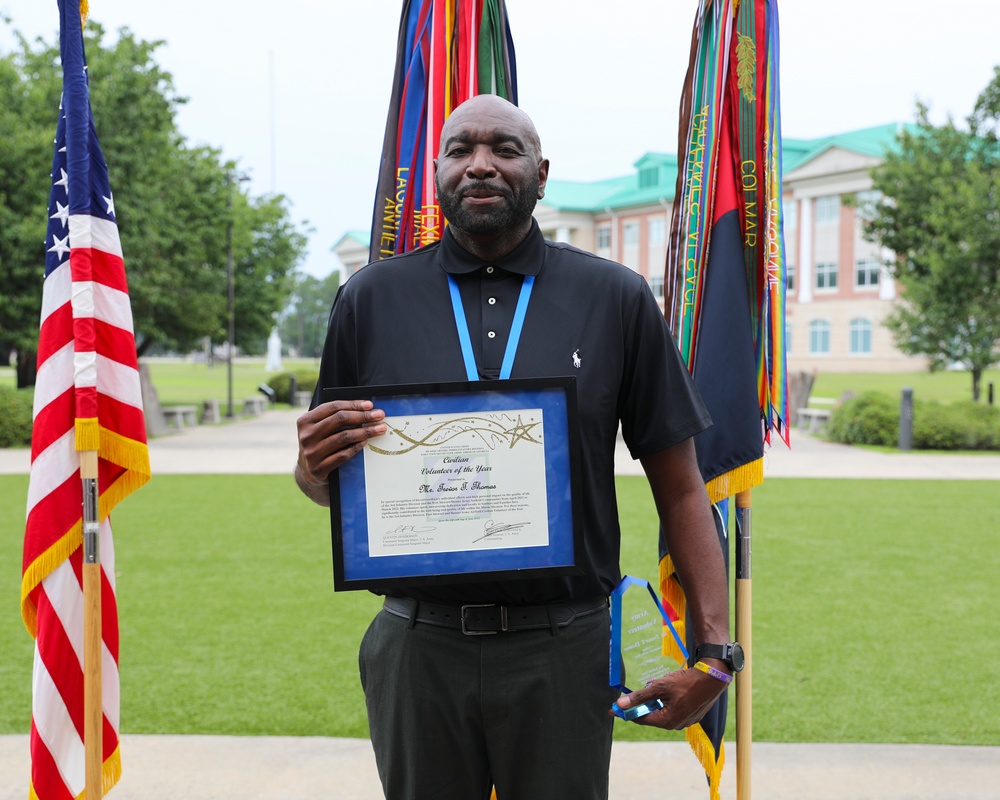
[609,575,688,721]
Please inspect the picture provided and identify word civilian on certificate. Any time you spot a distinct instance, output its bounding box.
[363,408,550,557]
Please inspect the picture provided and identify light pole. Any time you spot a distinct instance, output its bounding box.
[225,171,250,418]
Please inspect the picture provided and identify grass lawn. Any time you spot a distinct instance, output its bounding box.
[811,368,1000,405]
[142,358,320,407]
[8,362,997,408]
[3,475,998,746]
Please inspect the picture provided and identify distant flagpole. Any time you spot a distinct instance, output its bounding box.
[660,1,787,798]
[368,0,517,264]
[21,2,151,799]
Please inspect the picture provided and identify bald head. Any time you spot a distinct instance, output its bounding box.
[438,94,543,159]
[433,93,549,260]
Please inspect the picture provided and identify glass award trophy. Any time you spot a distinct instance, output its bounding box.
[609,575,688,721]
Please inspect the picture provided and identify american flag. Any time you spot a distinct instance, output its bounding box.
[21,2,150,797]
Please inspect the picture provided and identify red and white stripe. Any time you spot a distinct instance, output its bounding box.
[24,212,147,799]
[29,523,120,800]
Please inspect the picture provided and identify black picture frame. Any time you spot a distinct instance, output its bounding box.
[323,377,583,591]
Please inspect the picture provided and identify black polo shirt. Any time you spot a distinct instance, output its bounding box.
[317,221,711,604]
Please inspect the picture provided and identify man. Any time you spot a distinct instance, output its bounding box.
[296,94,733,800]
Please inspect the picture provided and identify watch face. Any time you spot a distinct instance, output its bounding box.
[729,642,746,672]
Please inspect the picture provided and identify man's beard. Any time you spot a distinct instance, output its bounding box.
[437,176,539,237]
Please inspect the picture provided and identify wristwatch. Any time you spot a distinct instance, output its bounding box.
[694,642,745,673]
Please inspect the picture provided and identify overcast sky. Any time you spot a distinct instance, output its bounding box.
[3,1,997,277]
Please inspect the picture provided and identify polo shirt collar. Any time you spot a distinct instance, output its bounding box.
[438,219,545,277]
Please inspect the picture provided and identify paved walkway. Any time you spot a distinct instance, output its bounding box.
[1,736,998,799]
[4,407,1000,479]
[3,410,999,798]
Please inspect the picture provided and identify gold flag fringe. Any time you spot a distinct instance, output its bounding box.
[22,428,150,636]
[28,743,120,800]
[686,723,725,800]
[704,457,763,505]
[75,417,100,451]
[75,419,152,479]
[658,554,689,667]
[660,460,760,800]
[21,522,82,638]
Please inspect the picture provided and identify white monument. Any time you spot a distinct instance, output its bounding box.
[265,328,283,372]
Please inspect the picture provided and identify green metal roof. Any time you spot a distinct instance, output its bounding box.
[540,124,914,214]
[331,229,371,250]
[780,123,915,173]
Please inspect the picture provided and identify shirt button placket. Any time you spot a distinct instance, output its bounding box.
[483,267,501,368]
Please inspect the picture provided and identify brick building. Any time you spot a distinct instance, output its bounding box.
[333,124,925,373]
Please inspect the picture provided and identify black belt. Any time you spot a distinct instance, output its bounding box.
[382,596,608,636]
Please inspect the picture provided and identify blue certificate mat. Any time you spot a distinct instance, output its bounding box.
[323,377,583,591]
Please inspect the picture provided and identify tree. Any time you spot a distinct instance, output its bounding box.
[0,27,58,385]
[0,21,308,384]
[865,67,1000,401]
[230,193,309,355]
[278,270,341,359]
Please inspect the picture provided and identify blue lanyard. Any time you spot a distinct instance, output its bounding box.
[447,273,534,381]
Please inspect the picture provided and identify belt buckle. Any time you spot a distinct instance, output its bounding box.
[461,603,506,635]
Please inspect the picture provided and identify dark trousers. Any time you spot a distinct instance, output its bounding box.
[359,607,617,800]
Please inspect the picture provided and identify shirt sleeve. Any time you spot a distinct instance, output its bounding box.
[617,281,712,460]
[310,284,358,410]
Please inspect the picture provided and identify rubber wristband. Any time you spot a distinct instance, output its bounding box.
[694,660,733,684]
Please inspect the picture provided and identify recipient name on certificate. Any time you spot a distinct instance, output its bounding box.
[365,408,549,557]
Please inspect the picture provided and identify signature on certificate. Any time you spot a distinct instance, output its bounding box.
[473,519,529,543]
[384,524,438,536]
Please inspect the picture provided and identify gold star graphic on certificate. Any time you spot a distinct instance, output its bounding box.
[504,415,541,448]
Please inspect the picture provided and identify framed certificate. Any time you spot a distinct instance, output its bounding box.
[323,377,583,591]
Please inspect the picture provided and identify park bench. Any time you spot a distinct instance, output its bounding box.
[162,405,199,431]
[796,407,831,434]
[201,399,221,424]
[294,390,312,408]
[242,396,268,416]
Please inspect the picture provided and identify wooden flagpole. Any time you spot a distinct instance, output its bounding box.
[81,449,103,800]
[735,489,752,800]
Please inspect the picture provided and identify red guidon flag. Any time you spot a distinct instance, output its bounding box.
[21,2,150,797]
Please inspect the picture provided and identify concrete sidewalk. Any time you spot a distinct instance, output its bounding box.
[4,407,1000,479]
[1,735,998,799]
[4,409,999,798]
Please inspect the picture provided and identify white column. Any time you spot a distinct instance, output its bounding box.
[798,197,813,303]
[555,226,571,244]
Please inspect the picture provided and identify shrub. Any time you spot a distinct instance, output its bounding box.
[828,392,1000,451]
[955,401,1000,450]
[0,386,34,448]
[911,400,968,450]
[827,392,898,446]
[267,370,319,404]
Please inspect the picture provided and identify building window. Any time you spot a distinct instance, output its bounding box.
[855,189,881,222]
[855,259,881,288]
[786,322,792,354]
[648,218,666,246]
[596,225,611,249]
[786,263,796,293]
[623,221,640,247]
[815,262,838,290]
[850,318,872,354]
[639,166,659,188]
[815,195,840,224]
[783,199,797,229]
[809,320,831,354]
[648,273,664,300]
